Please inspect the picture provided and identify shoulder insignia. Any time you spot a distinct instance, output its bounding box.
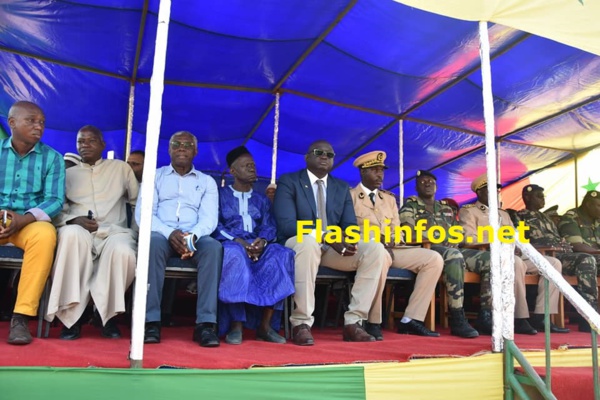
[440,200,447,205]
[462,204,475,209]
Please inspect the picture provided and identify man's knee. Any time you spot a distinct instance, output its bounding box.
[288,235,320,253]
[514,257,527,274]
[428,251,444,270]
[32,221,57,242]
[548,256,562,273]
[197,236,223,255]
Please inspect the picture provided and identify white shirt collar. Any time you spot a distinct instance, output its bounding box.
[307,169,328,187]
[360,183,378,197]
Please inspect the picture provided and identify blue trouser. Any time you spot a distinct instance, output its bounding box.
[145,232,222,324]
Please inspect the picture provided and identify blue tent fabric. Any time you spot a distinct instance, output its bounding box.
[1,0,599,205]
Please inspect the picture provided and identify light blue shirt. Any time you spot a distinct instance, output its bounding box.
[138,164,219,240]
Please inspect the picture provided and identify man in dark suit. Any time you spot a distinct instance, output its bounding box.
[274,140,392,345]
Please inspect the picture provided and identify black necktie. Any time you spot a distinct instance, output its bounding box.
[369,192,375,206]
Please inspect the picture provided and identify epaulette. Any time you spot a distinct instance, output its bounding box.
[405,195,418,202]
[461,204,475,209]
[379,189,397,199]
[564,210,577,217]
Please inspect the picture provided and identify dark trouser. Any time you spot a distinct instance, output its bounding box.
[146,232,222,324]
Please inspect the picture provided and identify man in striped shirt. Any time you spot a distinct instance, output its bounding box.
[0,101,65,345]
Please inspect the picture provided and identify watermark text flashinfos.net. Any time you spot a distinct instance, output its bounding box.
[296,219,530,245]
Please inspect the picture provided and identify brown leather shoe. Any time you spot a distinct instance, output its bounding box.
[292,323,314,346]
[343,322,375,342]
[7,314,32,345]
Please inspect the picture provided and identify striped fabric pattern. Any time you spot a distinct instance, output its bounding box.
[0,138,65,218]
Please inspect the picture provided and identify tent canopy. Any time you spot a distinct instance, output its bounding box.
[1,0,599,204]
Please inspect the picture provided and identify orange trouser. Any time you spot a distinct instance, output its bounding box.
[0,221,56,316]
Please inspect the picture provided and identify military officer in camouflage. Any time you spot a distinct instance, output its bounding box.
[459,174,565,335]
[516,184,596,332]
[400,170,482,337]
[559,190,600,255]
[350,151,444,338]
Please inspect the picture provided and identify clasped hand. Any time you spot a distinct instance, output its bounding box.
[236,238,266,262]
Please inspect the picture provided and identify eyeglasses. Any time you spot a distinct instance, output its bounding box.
[170,141,195,150]
[309,149,335,159]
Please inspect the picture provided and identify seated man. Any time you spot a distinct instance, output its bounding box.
[459,174,566,335]
[46,125,139,339]
[1,101,65,345]
[274,140,392,345]
[558,188,600,331]
[559,189,600,255]
[516,184,596,332]
[399,169,484,337]
[127,150,144,183]
[214,146,295,345]
[140,131,222,347]
[350,153,445,338]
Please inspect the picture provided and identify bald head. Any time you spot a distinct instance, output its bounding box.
[8,101,43,119]
[7,101,45,154]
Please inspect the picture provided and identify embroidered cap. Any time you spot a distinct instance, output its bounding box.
[353,151,388,169]
[471,173,502,192]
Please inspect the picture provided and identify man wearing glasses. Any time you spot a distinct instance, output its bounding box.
[138,131,222,347]
[274,140,392,345]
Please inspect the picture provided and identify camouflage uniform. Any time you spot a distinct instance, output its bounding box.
[516,209,597,307]
[400,196,490,310]
[459,201,562,317]
[559,206,600,254]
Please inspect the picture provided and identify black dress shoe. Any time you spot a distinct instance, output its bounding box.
[144,322,161,344]
[514,318,537,335]
[364,322,384,341]
[256,328,286,344]
[529,314,570,333]
[60,323,81,340]
[193,323,220,347]
[225,329,242,345]
[101,318,122,339]
[397,319,440,337]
